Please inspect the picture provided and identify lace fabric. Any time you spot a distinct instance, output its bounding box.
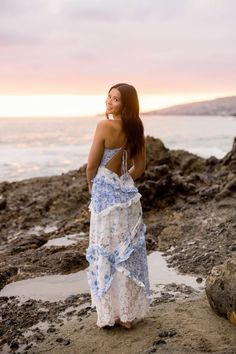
[86,147,152,327]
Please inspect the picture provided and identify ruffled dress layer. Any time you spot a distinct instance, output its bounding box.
[86,147,152,327]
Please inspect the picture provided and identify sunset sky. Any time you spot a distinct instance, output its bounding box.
[0,0,235,116]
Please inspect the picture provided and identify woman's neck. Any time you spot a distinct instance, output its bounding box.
[112,113,122,120]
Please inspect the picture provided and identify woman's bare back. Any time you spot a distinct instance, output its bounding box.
[103,120,132,177]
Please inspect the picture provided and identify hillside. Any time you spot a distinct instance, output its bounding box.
[143,95,236,116]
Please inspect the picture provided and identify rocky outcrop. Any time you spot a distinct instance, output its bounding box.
[205,255,236,326]
[1,135,235,239]
[0,136,235,290]
[138,135,236,211]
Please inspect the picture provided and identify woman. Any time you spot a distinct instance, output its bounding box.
[86,83,152,329]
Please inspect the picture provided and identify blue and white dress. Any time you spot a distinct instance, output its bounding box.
[86,144,152,327]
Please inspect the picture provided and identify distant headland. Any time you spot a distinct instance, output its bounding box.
[142,95,236,116]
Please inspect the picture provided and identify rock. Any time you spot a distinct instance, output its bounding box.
[47,327,57,333]
[215,176,236,200]
[198,185,220,199]
[153,338,167,345]
[9,235,48,254]
[196,277,203,283]
[221,137,236,173]
[146,235,158,250]
[144,347,158,353]
[0,266,18,291]
[158,330,169,338]
[205,255,236,325]
[0,196,7,210]
[171,150,205,175]
[157,329,177,338]
[206,156,219,166]
[215,189,231,201]
[42,250,87,273]
[225,176,236,192]
[168,329,177,337]
[9,340,19,350]
[145,136,171,167]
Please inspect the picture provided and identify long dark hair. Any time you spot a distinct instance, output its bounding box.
[106,83,145,158]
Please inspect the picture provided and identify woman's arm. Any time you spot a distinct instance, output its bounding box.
[128,139,146,180]
[86,120,106,193]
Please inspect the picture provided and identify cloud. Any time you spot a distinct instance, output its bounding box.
[0,31,42,46]
[0,0,235,94]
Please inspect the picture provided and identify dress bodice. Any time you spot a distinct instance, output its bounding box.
[99,147,123,167]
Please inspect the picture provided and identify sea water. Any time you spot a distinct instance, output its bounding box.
[0,115,235,182]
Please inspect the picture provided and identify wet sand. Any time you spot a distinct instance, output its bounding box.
[24,294,236,354]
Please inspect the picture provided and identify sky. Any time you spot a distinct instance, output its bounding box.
[0,0,236,116]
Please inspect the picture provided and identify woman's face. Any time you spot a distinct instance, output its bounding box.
[105,88,123,116]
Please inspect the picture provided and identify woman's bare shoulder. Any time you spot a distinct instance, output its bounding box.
[96,118,117,128]
[96,118,109,127]
[96,118,120,131]
[93,119,109,134]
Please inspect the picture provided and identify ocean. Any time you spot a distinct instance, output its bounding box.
[0,115,235,183]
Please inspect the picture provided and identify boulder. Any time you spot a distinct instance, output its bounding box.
[205,254,236,326]
[145,136,171,167]
[221,136,236,173]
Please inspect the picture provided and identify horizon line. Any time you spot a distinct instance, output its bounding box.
[0,92,235,117]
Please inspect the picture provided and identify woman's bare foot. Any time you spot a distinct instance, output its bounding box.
[115,318,133,329]
[96,318,134,330]
[97,324,113,330]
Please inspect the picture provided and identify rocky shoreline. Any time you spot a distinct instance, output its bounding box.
[0,136,235,353]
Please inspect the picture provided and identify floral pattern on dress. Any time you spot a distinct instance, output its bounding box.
[90,167,139,214]
[86,147,152,327]
[86,223,151,300]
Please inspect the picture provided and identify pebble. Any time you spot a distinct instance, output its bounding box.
[10,340,19,349]
[196,277,203,283]
[153,338,167,345]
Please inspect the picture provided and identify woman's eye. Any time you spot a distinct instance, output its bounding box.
[107,95,118,102]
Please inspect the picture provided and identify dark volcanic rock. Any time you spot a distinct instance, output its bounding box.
[221,136,236,173]
[9,234,48,254]
[0,267,18,291]
[39,250,87,273]
[145,136,172,167]
[0,196,7,210]
[0,293,92,353]
[137,135,236,211]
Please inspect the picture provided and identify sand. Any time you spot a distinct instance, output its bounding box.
[27,293,236,354]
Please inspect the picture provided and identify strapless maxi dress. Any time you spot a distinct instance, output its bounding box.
[86,145,152,327]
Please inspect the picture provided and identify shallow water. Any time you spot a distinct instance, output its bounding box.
[41,232,87,247]
[0,250,204,304]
